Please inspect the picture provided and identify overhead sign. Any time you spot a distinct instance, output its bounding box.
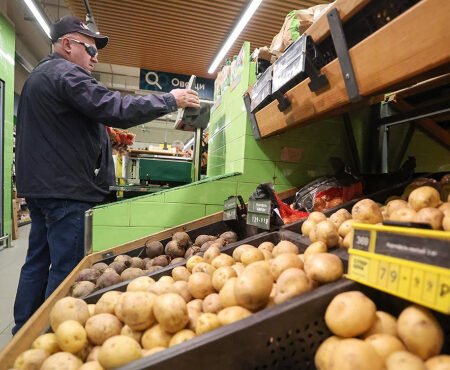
[139,69,214,100]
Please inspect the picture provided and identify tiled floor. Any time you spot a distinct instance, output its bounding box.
[0,224,30,351]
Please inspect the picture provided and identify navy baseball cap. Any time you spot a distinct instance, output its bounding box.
[50,15,109,49]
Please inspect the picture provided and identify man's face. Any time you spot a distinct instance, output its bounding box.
[62,33,98,72]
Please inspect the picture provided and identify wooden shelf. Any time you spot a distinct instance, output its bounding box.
[253,0,450,138]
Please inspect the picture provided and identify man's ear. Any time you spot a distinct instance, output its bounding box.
[61,38,72,54]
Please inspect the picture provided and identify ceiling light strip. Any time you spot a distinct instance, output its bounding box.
[23,0,51,38]
[208,0,263,74]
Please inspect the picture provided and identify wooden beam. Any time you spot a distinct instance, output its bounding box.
[255,0,450,138]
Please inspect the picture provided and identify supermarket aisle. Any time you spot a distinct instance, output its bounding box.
[0,223,30,350]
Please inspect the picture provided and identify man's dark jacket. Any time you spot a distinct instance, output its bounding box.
[16,53,177,202]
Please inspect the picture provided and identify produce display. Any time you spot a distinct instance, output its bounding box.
[315,290,448,370]
[14,238,345,369]
[70,231,238,298]
[300,183,450,253]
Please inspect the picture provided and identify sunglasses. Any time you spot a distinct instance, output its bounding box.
[62,38,98,57]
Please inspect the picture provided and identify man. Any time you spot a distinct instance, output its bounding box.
[13,15,199,335]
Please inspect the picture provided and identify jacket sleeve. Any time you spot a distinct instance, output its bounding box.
[59,65,178,128]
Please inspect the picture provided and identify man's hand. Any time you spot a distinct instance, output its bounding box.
[171,89,200,108]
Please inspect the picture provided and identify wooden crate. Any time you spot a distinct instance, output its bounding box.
[0,188,297,369]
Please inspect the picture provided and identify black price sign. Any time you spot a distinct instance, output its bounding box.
[223,197,238,221]
[247,199,271,230]
[352,229,371,251]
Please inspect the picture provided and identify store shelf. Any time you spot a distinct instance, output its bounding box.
[253,0,450,138]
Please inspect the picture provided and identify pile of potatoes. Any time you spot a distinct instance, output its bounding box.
[315,290,448,370]
[14,239,344,370]
[70,231,238,298]
[301,184,450,254]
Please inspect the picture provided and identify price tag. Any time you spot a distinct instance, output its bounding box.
[347,223,450,314]
[223,196,238,221]
[247,199,271,230]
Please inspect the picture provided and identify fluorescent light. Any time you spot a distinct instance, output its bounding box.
[208,0,263,74]
[23,0,51,39]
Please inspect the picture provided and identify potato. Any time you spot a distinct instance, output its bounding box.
[309,212,327,223]
[86,346,101,362]
[118,291,156,331]
[129,257,145,269]
[14,349,49,369]
[202,293,222,313]
[120,267,143,282]
[98,335,142,369]
[86,304,96,317]
[184,246,201,259]
[127,276,155,292]
[31,333,60,355]
[397,305,443,360]
[361,311,398,338]
[443,215,450,231]
[211,266,236,291]
[365,334,405,361]
[261,249,273,260]
[91,262,108,274]
[71,281,97,299]
[94,291,121,315]
[328,338,384,370]
[338,219,354,238]
[211,254,235,268]
[146,241,164,258]
[329,212,348,229]
[170,257,185,265]
[190,312,221,337]
[426,355,450,370]
[390,207,417,222]
[270,253,304,280]
[50,297,90,331]
[304,241,327,256]
[311,220,339,247]
[304,253,343,283]
[413,208,444,230]
[173,280,192,303]
[220,231,238,244]
[172,266,191,282]
[108,262,126,275]
[352,199,383,224]
[148,281,177,296]
[154,293,189,333]
[192,262,216,276]
[187,307,201,331]
[231,263,245,276]
[409,186,441,211]
[188,272,214,299]
[141,324,173,349]
[142,347,166,357]
[75,341,93,362]
[121,325,143,343]
[172,231,191,248]
[75,268,101,284]
[342,229,353,249]
[79,361,104,370]
[219,277,238,307]
[272,240,299,257]
[168,329,196,347]
[241,248,265,265]
[386,351,426,370]
[232,244,255,262]
[200,240,217,252]
[195,234,216,246]
[386,199,409,217]
[438,202,450,215]
[217,306,252,326]
[274,268,312,304]
[325,291,376,337]
[315,336,341,370]
[150,255,170,267]
[54,319,87,353]
[301,219,316,236]
[186,299,203,312]
[234,266,273,311]
[247,260,271,273]
[258,241,274,252]
[158,276,174,284]
[85,313,123,345]
[204,245,221,264]
[41,352,82,370]
[186,255,204,272]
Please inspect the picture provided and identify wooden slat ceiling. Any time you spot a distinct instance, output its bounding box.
[65,0,331,78]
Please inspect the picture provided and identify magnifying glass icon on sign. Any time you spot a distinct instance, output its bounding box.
[145,71,162,90]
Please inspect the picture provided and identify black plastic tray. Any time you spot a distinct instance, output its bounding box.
[101,279,449,370]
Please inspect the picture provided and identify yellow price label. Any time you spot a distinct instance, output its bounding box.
[377,260,389,288]
[387,263,400,292]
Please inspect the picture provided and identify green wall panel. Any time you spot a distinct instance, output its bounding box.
[237,182,259,200]
[129,202,206,227]
[0,14,14,238]
[93,203,130,226]
[238,159,276,183]
[164,181,237,205]
[92,226,163,252]
[206,205,224,214]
